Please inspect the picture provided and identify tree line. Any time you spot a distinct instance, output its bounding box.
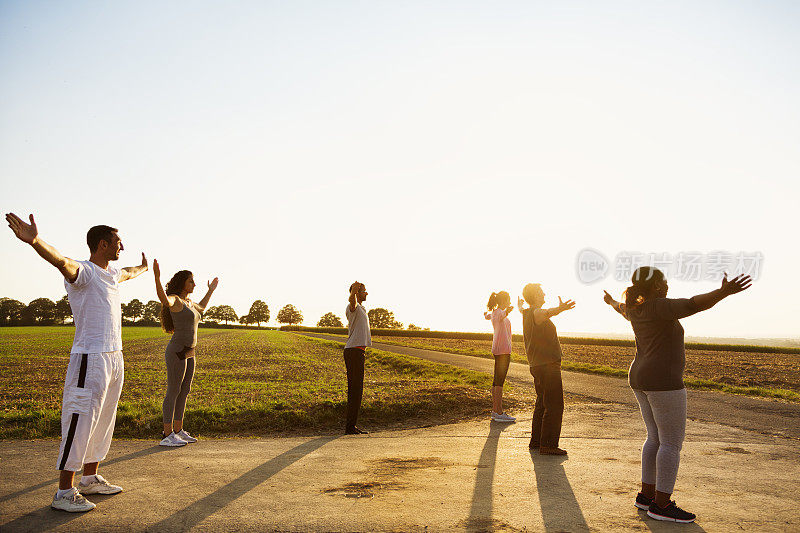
[0,296,425,330]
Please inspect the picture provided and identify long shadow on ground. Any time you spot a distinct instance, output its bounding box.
[146,435,338,532]
[463,421,512,530]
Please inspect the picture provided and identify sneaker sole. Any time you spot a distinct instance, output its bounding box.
[159,442,187,447]
[491,418,516,423]
[646,510,695,523]
[634,502,650,510]
[51,502,95,512]
[79,487,123,495]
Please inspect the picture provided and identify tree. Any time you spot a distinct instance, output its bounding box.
[0,298,26,325]
[54,295,72,324]
[407,324,429,331]
[215,305,238,325]
[123,299,144,322]
[277,304,303,325]
[317,312,343,327]
[23,298,57,324]
[142,300,161,323]
[368,308,403,329]
[248,300,270,326]
[239,314,252,325]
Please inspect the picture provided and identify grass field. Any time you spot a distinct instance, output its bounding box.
[365,335,800,402]
[0,327,536,439]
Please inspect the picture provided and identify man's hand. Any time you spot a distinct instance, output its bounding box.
[6,213,39,245]
[208,277,219,291]
[720,272,752,296]
[517,297,525,309]
[558,296,576,312]
[603,290,614,305]
[140,253,148,270]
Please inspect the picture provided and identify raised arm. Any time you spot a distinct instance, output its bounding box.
[152,259,178,310]
[120,253,148,282]
[603,290,628,319]
[349,283,359,313]
[6,213,81,282]
[690,273,752,312]
[533,296,575,325]
[197,277,218,312]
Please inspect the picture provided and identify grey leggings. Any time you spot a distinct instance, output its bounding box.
[162,352,195,425]
[633,388,687,494]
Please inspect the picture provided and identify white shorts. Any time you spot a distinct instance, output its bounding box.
[56,351,124,472]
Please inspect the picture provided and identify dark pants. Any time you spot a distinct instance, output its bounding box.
[530,362,564,447]
[343,347,366,430]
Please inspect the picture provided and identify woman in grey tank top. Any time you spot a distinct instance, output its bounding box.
[153,259,218,447]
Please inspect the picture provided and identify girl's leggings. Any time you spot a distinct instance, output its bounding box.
[633,388,687,494]
[162,352,195,425]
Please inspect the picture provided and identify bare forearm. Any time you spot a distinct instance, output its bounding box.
[691,288,727,312]
[154,276,170,307]
[199,288,215,310]
[30,238,78,281]
[122,264,148,281]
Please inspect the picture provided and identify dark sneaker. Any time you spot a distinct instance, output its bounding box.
[528,440,540,449]
[635,492,653,510]
[345,426,369,435]
[647,501,696,523]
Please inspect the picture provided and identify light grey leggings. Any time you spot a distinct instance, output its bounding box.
[633,388,687,494]
[162,353,195,425]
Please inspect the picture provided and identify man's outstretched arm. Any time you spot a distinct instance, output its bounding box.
[120,253,148,282]
[6,213,80,282]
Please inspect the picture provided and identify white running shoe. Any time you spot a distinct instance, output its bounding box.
[159,432,188,447]
[176,429,197,443]
[51,487,96,512]
[491,412,516,422]
[78,474,123,495]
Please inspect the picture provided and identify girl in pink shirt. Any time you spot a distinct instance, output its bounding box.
[484,291,516,422]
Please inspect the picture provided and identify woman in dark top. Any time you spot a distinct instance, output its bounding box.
[604,266,751,523]
[153,259,218,447]
[518,283,575,455]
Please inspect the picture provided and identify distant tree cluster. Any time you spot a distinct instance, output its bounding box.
[0,296,72,325]
[368,308,403,329]
[317,312,343,327]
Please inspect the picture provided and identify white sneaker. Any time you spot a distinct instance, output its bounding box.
[51,487,96,512]
[491,412,516,422]
[159,432,188,447]
[78,474,123,495]
[176,429,197,443]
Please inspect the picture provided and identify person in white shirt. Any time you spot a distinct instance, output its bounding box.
[5,213,148,513]
[344,281,371,434]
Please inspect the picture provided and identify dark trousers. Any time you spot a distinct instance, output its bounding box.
[530,362,564,447]
[343,347,366,430]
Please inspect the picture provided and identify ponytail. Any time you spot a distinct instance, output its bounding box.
[623,267,664,309]
[487,290,510,311]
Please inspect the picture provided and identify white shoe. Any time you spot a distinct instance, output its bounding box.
[491,412,516,422]
[51,487,96,512]
[159,432,188,447]
[176,429,197,443]
[78,474,123,495]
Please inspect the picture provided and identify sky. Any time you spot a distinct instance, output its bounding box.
[1,1,798,338]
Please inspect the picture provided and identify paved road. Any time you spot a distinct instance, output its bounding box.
[299,333,800,440]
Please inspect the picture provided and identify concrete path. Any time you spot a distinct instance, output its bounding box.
[299,332,800,440]
[1,407,798,532]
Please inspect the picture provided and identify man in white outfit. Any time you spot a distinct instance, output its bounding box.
[5,213,148,512]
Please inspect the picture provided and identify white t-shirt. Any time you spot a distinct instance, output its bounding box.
[64,260,123,354]
[345,303,372,349]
